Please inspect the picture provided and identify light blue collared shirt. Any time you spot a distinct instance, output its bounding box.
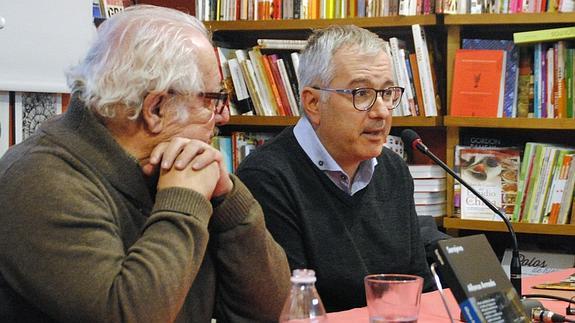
[293,117,378,195]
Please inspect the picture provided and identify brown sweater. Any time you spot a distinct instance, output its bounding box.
[0,98,290,323]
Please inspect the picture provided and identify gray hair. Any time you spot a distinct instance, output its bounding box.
[298,25,386,111]
[66,5,210,119]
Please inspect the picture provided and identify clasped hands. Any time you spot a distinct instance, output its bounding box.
[142,137,233,200]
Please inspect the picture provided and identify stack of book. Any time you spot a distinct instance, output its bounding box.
[409,165,446,217]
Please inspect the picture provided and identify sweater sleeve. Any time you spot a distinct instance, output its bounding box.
[0,152,214,323]
[210,175,291,322]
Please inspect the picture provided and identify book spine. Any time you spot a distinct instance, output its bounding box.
[412,24,438,116]
[513,26,575,45]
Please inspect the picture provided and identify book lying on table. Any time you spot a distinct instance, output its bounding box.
[434,235,529,323]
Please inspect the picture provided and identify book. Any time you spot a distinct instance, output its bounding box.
[414,191,446,205]
[14,92,62,144]
[256,39,307,50]
[434,235,529,323]
[540,149,575,224]
[231,132,275,171]
[413,178,446,192]
[462,39,520,118]
[557,156,575,224]
[409,53,426,116]
[450,49,506,118]
[408,164,446,179]
[99,0,124,18]
[0,92,9,157]
[458,147,521,221]
[389,37,413,116]
[383,135,405,159]
[513,26,575,45]
[415,203,446,217]
[211,136,233,173]
[411,24,438,117]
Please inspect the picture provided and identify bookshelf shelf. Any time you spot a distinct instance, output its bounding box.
[204,15,437,31]
[228,116,443,127]
[444,116,575,129]
[228,116,299,126]
[443,12,575,25]
[443,218,575,236]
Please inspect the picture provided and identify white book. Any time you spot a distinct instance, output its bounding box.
[256,39,307,50]
[383,41,402,116]
[414,191,447,205]
[290,52,301,85]
[411,24,438,116]
[409,164,446,179]
[0,92,9,157]
[415,203,446,217]
[389,38,411,116]
[413,178,446,192]
[228,58,250,101]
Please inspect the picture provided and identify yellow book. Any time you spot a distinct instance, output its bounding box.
[513,26,575,45]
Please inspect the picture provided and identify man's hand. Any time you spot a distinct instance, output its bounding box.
[143,137,233,199]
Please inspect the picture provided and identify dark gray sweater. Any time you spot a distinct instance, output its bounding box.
[237,127,434,313]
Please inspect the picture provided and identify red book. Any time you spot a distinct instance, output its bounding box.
[450,49,506,118]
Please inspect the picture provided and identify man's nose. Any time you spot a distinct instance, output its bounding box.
[215,106,230,126]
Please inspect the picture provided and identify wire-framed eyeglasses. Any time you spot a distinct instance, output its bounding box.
[311,86,404,111]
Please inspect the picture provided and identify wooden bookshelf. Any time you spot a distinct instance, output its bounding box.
[444,116,575,130]
[228,115,443,127]
[444,218,575,236]
[205,15,437,31]
[444,12,575,25]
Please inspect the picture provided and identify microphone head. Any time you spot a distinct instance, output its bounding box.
[401,129,421,151]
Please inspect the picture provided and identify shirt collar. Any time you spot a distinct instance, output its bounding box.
[294,117,378,195]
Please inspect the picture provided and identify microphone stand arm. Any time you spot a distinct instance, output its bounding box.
[415,143,522,296]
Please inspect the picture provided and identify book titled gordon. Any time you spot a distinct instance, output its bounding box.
[434,235,529,323]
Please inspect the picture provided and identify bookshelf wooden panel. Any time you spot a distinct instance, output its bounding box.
[444,218,575,236]
[444,12,575,25]
[204,15,437,31]
[228,116,444,127]
[444,117,575,130]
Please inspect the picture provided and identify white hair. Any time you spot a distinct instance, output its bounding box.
[66,5,210,119]
[298,25,386,112]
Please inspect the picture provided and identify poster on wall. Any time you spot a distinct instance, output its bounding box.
[0,92,9,157]
[14,92,62,144]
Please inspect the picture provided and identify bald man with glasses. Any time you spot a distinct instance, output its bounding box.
[236,25,435,313]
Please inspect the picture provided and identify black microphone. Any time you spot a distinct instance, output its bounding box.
[523,299,574,322]
[401,129,522,296]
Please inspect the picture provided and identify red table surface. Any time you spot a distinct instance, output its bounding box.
[327,269,575,323]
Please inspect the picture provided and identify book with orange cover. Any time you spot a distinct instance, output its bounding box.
[450,49,506,118]
[409,53,426,116]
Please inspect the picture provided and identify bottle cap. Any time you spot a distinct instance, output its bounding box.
[291,269,317,283]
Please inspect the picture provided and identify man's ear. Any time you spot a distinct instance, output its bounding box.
[301,87,321,126]
[141,92,166,134]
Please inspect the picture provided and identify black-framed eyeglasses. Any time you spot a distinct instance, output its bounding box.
[311,86,404,111]
[199,90,229,115]
[168,89,230,115]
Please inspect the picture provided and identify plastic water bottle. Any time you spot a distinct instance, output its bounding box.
[279,269,328,323]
